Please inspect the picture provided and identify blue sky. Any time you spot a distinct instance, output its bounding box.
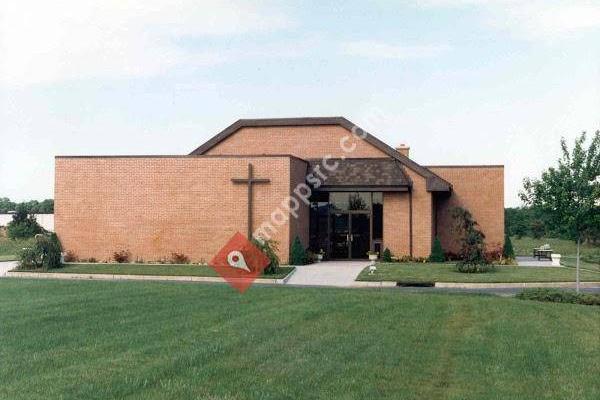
[1,0,599,206]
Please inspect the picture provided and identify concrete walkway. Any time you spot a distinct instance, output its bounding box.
[285,261,370,287]
[0,261,17,277]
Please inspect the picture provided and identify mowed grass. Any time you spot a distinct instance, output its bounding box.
[357,263,600,283]
[511,236,600,272]
[21,263,294,279]
[0,280,598,399]
[561,256,600,273]
[511,236,599,259]
[0,236,34,261]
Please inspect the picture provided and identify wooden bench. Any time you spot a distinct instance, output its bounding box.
[533,248,553,260]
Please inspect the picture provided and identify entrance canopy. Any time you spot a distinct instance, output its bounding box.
[306,158,410,192]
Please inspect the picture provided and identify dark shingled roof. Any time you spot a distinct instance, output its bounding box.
[307,158,410,190]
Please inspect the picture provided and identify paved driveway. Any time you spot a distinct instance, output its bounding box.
[285,261,369,287]
[0,261,18,277]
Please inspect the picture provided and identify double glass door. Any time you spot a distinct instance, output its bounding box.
[330,212,370,259]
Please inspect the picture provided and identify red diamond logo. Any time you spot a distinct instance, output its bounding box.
[209,232,270,293]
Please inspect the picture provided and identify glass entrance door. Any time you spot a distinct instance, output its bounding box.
[329,212,371,259]
[350,213,370,259]
[330,212,350,259]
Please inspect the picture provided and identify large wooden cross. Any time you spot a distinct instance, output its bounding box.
[232,163,270,239]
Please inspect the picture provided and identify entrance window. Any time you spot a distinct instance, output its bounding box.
[309,191,383,259]
[309,192,330,252]
[373,192,383,240]
[330,192,371,211]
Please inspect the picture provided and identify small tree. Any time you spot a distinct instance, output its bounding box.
[428,237,445,262]
[18,233,62,270]
[451,207,489,272]
[290,236,307,265]
[7,203,44,239]
[521,131,599,292]
[382,247,392,262]
[503,234,515,259]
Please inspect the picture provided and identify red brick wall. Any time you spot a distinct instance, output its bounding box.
[55,156,299,264]
[383,192,410,256]
[405,169,434,258]
[428,166,504,253]
[204,125,388,159]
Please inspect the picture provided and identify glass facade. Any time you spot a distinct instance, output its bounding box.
[373,192,383,240]
[309,192,383,259]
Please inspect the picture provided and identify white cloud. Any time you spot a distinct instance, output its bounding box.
[0,0,292,85]
[417,0,600,40]
[340,40,450,59]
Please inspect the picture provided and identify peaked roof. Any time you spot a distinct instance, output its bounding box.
[189,117,451,192]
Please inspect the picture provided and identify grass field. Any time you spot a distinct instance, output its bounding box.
[0,279,598,399]
[511,236,600,273]
[357,263,600,283]
[511,236,599,259]
[0,237,34,261]
[17,263,294,279]
[561,256,600,273]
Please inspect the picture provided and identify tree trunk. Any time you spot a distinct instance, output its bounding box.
[576,237,580,293]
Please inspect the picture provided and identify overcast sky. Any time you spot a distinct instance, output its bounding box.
[1,0,599,206]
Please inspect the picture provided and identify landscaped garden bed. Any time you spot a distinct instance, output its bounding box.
[16,263,295,280]
[357,262,600,284]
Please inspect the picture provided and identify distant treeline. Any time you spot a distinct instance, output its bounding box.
[505,207,599,243]
[0,197,54,214]
[505,207,549,238]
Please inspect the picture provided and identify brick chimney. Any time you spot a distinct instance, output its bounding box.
[396,144,410,158]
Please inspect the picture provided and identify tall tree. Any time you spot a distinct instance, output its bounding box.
[520,131,600,292]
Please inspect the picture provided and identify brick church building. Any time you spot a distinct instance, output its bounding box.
[55,117,504,263]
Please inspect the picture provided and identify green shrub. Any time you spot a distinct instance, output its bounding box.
[290,236,307,266]
[451,207,489,272]
[382,248,392,262]
[455,263,495,273]
[428,237,445,262]
[516,288,600,306]
[502,234,515,259]
[252,238,280,274]
[42,233,62,269]
[18,233,62,270]
[7,204,44,239]
[19,247,41,269]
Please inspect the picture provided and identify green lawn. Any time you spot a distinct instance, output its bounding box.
[0,236,34,261]
[357,262,600,283]
[17,263,294,280]
[561,256,600,273]
[511,236,600,273]
[0,280,599,399]
[511,236,599,259]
